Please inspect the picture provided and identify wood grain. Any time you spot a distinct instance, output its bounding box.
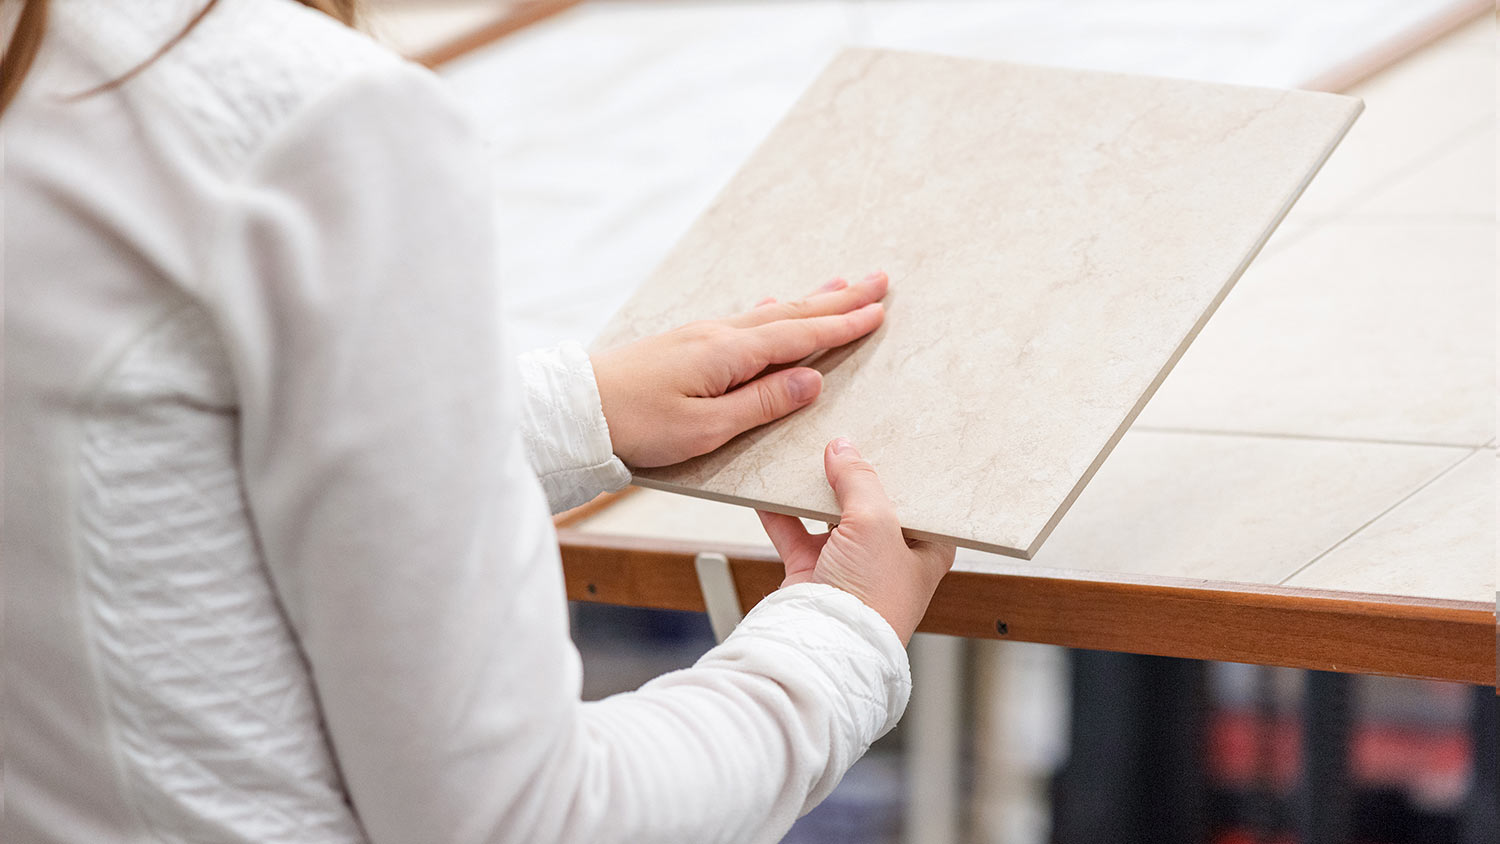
[558,530,1496,686]
[414,0,585,68]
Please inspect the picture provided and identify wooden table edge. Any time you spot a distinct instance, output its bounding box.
[413,0,587,68]
[558,530,1497,687]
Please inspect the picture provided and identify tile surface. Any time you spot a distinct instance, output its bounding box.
[594,48,1361,558]
[1014,431,1467,585]
[1289,37,1493,217]
[1281,449,1495,603]
[1135,222,1495,446]
[572,432,1469,594]
[1348,121,1494,219]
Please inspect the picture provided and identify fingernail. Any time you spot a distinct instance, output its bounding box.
[787,369,821,403]
[831,437,856,455]
[817,278,848,293]
[860,271,888,291]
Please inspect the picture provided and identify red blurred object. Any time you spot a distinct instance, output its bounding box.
[1208,711,1471,801]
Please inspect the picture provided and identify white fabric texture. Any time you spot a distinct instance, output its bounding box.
[516,342,632,513]
[1,2,909,843]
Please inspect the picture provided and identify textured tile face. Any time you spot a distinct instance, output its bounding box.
[1017,431,1466,585]
[1282,450,1495,603]
[593,49,1361,558]
[1136,223,1495,446]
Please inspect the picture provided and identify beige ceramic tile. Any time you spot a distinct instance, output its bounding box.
[1292,39,1493,217]
[594,49,1361,558]
[577,489,772,547]
[1136,222,1495,446]
[573,432,1468,593]
[1346,120,1494,218]
[1281,449,1494,603]
[993,431,1469,585]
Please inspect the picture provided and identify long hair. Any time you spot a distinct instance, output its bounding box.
[0,0,360,117]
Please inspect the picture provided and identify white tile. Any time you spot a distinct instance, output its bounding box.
[1293,42,1494,216]
[596,49,1360,558]
[1347,121,1494,219]
[1442,12,1496,51]
[1005,431,1469,585]
[574,488,771,548]
[1282,449,1494,603]
[576,432,1469,593]
[1137,222,1495,446]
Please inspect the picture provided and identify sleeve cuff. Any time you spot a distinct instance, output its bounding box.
[515,341,632,514]
[722,582,912,741]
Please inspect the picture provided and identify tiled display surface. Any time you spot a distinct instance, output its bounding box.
[1283,450,1495,601]
[1020,433,1468,584]
[1134,222,1494,446]
[594,49,1361,558]
[570,17,1494,605]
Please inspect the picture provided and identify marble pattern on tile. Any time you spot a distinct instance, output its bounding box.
[1006,431,1468,585]
[1135,223,1494,446]
[1281,450,1494,603]
[593,48,1361,558]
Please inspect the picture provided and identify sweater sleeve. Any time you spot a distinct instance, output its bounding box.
[206,61,910,844]
[515,341,631,513]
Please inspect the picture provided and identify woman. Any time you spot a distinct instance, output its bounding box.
[1,1,955,841]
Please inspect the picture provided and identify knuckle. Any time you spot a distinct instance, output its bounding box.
[781,299,812,319]
[684,320,729,344]
[754,380,781,421]
[692,411,729,453]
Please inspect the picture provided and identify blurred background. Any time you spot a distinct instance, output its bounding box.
[361,3,1495,842]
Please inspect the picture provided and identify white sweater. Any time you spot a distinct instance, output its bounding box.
[0,2,910,842]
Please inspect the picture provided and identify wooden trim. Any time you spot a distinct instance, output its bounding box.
[411,0,1491,83]
[1303,0,1491,93]
[415,0,586,68]
[558,531,1496,686]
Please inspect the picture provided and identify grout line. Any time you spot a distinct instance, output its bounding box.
[1274,446,1483,586]
[1307,213,1495,225]
[1131,425,1485,450]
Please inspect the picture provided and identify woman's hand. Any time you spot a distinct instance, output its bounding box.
[758,439,956,645]
[591,272,888,468]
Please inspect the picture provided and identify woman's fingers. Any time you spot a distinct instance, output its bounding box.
[822,438,896,522]
[745,301,885,367]
[727,272,886,328]
[758,509,826,572]
[706,367,823,446]
[758,509,809,552]
[912,538,958,574]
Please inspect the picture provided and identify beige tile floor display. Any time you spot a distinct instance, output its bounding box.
[572,17,1495,608]
[1282,450,1495,601]
[1133,222,1494,446]
[593,48,1361,559]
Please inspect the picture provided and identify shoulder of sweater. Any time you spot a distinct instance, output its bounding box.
[53,0,416,170]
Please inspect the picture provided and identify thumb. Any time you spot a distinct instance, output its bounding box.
[715,367,823,437]
[823,438,894,520]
